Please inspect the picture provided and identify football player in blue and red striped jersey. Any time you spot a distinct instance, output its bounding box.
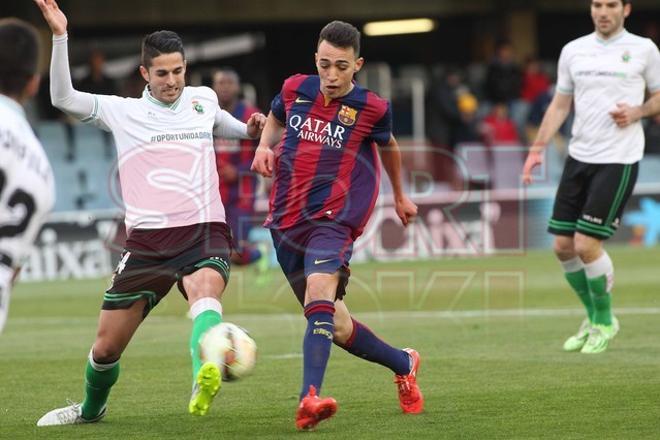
[252,20,424,431]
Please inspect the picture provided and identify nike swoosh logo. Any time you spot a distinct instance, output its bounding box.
[314,321,333,326]
[295,97,313,104]
[314,258,333,265]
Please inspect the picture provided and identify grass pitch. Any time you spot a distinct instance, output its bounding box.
[2,246,660,439]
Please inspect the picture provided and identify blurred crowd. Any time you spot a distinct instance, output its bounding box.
[424,34,660,189]
[28,29,660,198]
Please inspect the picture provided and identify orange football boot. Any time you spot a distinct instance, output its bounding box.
[394,348,424,414]
[295,385,338,431]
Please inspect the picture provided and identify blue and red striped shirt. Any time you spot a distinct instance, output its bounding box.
[214,101,261,211]
[265,74,392,238]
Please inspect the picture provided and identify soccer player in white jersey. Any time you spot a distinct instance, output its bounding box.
[523,0,660,354]
[34,0,266,426]
[0,19,56,335]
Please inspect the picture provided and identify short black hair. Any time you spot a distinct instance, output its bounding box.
[141,30,185,68]
[318,21,361,57]
[592,0,631,5]
[213,67,240,83]
[0,18,40,97]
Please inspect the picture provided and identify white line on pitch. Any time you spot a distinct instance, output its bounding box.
[9,307,660,325]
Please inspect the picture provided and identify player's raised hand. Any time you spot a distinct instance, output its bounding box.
[522,147,544,185]
[34,0,68,36]
[609,102,642,128]
[246,113,267,139]
[251,146,274,178]
[395,195,417,227]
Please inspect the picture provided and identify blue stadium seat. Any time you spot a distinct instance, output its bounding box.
[638,155,660,183]
[36,122,117,211]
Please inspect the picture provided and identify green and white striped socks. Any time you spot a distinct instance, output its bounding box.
[584,251,614,326]
[189,298,223,381]
[560,257,594,322]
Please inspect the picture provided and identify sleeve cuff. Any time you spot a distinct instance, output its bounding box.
[52,33,68,43]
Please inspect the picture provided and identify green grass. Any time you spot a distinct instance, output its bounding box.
[2,245,660,439]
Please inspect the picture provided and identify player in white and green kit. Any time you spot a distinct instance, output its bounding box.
[523,0,660,354]
[0,19,55,336]
[34,0,266,426]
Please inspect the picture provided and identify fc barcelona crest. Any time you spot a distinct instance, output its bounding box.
[338,105,358,126]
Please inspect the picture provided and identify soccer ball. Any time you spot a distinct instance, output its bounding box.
[199,322,257,381]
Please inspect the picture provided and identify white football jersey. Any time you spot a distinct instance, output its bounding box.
[0,95,55,274]
[556,30,660,164]
[85,86,231,230]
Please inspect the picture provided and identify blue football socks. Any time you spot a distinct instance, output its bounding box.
[336,317,410,375]
[301,300,335,399]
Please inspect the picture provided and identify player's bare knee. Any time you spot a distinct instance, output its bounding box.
[553,236,576,260]
[305,273,340,304]
[574,234,602,263]
[91,341,122,364]
[305,289,333,303]
[183,269,224,302]
[305,281,335,304]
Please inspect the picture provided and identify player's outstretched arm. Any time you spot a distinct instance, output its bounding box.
[250,112,285,178]
[379,135,418,227]
[35,0,95,120]
[213,109,265,140]
[522,92,573,185]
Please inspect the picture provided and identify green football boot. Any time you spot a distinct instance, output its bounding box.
[563,318,591,352]
[189,362,222,416]
[580,316,620,354]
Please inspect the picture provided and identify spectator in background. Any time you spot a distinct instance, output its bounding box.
[212,68,268,275]
[485,41,525,142]
[454,92,481,145]
[521,57,550,105]
[77,49,117,96]
[525,85,573,183]
[453,91,484,190]
[481,102,520,146]
[425,68,465,186]
[485,41,522,106]
[526,86,554,139]
[120,65,147,99]
[526,84,569,163]
[517,57,551,143]
[76,49,118,158]
[480,103,520,188]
